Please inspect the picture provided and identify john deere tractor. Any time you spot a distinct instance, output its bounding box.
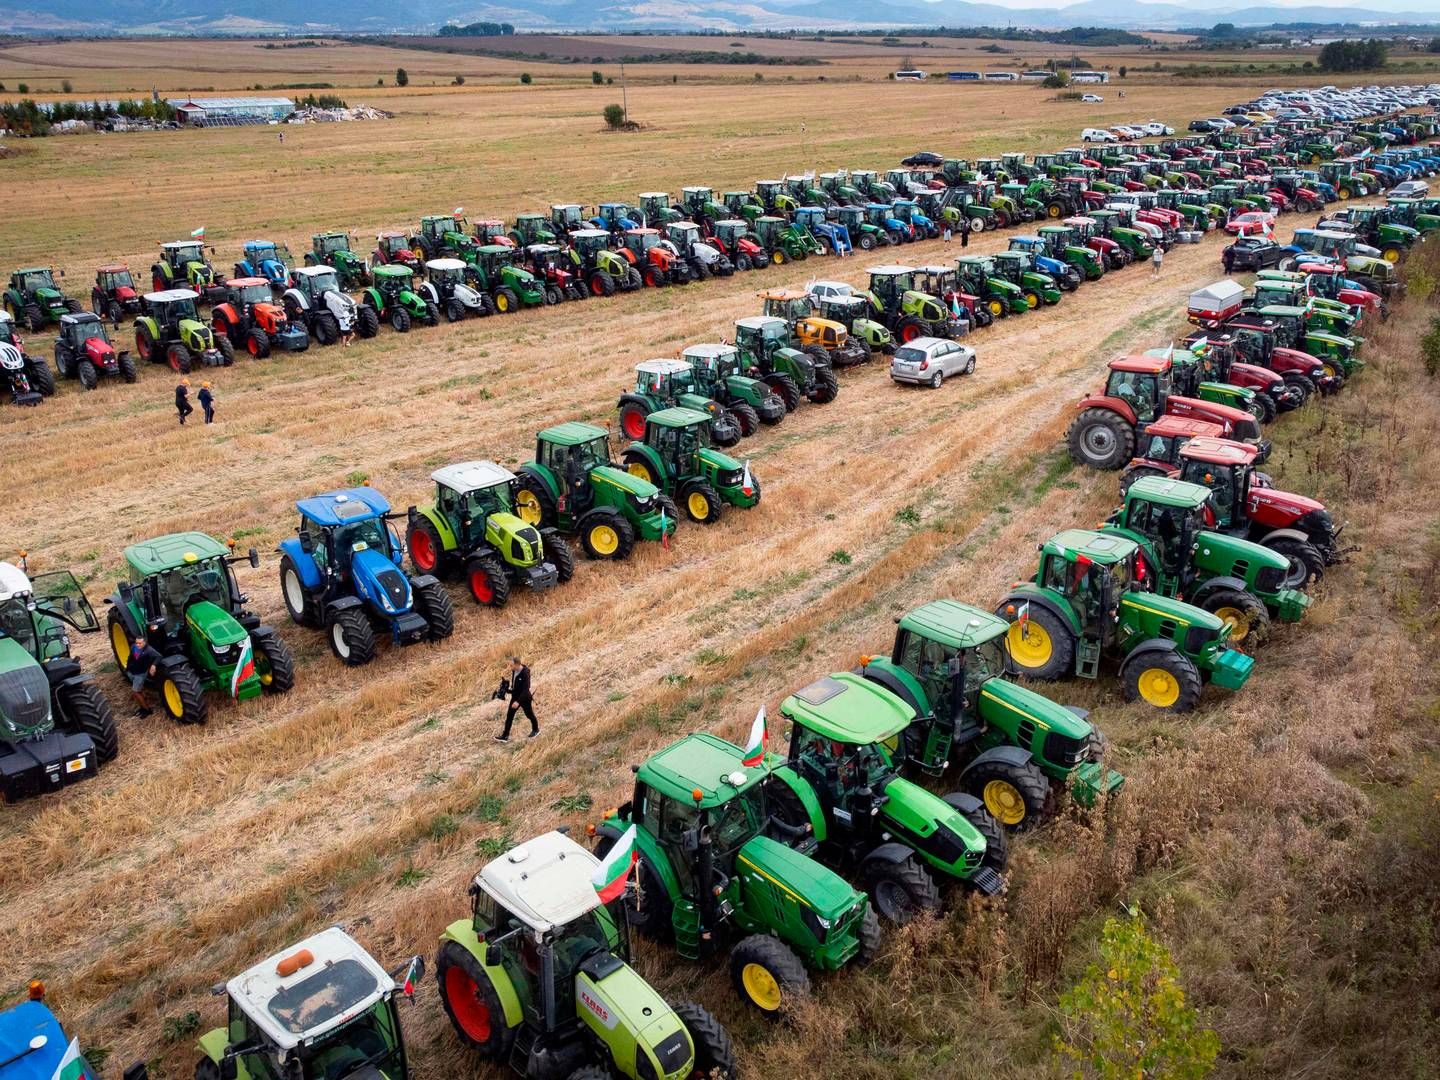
[211,277,310,357]
[621,407,761,524]
[856,599,1123,830]
[637,191,684,226]
[955,256,1031,318]
[151,241,227,303]
[617,358,742,447]
[514,423,677,560]
[279,488,455,666]
[862,266,968,343]
[835,205,890,251]
[767,672,1007,923]
[759,290,871,367]
[996,529,1255,712]
[107,532,295,724]
[566,229,642,296]
[407,460,574,607]
[732,316,840,410]
[135,289,231,371]
[508,212,557,248]
[4,268,80,331]
[232,240,294,290]
[306,231,371,289]
[991,250,1062,308]
[469,246,545,312]
[1035,224,1106,281]
[594,732,880,1014]
[360,265,438,332]
[681,342,787,435]
[412,214,471,260]
[751,216,821,265]
[436,830,737,1079]
[0,561,117,803]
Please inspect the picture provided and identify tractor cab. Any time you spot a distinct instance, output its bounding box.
[237,240,293,287]
[681,186,713,215]
[468,219,508,247]
[419,214,466,246]
[425,257,471,290]
[428,461,528,548]
[196,927,415,1080]
[754,179,792,213]
[141,288,202,330]
[57,311,113,355]
[593,203,640,232]
[534,424,615,483]
[225,277,275,311]
[865,266,916,312]
[549,204,585,233]
[114,532,253,643]
[758,289,814,327]
[157,241,220,292]
[374,231,418,266]
[1174,436,1259,531]
[311,231,354,261]
[638,192,681,225]
[634,357,700,401]
[289,490,412,613]
[1111,477,1216,578]
[372,263,416,299]
[289,265,343,304]
[95,264,137,298]
[721,191,763,221]
[622,228,662,259]
[1102,355,1177,425]
[569,228,613,261]
[508,213,554,247]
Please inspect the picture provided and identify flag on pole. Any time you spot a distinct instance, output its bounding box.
[230,634,254,698]
[592,824,637,903]
[1017,601,1031,640]
[399,956,420,998]
[951,294,963,319]
[190,226,205,239]
[741,460,754,498]
[50,1037,90,1080]
[453,206,465,216]
[741,704,768,767]
[660,504,670,550]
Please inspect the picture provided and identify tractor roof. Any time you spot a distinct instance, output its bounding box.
[1109,354,1169,374]
[225,926,393,1053]
[780,671,912,744]
[637,358,692,376]
[735,315,784,331]
[477,244,514,255]
[646,406,710,429]
[538,421,607,446]
[60,312,101,327]
[681,186,710,194]
[570,228,610,239]
[913,265,951,275]
[376,230,407,239]
[955,256,991,267]
[0,561,33,603]
[1178,435,1259,466]
[757,289,809,301]
[426,258,469,271]
[373,264,412,279]
[1142,415,1224,437]
[897,599,1009,650]
[295,488,391,526]
[476,831,603,935]
[14,266,50,275]
[144,288,200,303]
[638,732,763,809]
[527,244,562,255]
[1126,476,1211,508]
[229,276,270,288]
[714,218,748,228]
[638,191,669,198]
[1043,528,1137,564]
[0,999,71,1080]
[161,242,205,251]
[551,203,581,211]
[244,238,278,248]
[515,211,546,220]
[293,266,336,279]
[97,263,130,273]
[866,264,915,276]
[1256,304,1306,316]
[432,460,515,493]
[123,531,229,575]
[681,343,736,361]
[625,227,660,237]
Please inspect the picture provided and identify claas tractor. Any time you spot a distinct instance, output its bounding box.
[857,599,1122,830]
[637,191,684,227]
[212,277,310,357]
[707,219,770,270]
[721,190,765,224]
[135,289,230,371]
[662,221,733,280]
[991,250,1062,308]
[361,265,439,331]
[955,256,1031,318]
[284,265,380,344]
[759,289,870,367]
[306,230,371,289]
[812,292,890,357]
[0,332,50,405]
[753,178,798,215]
[436,831,737,1079]
[232,240,294,290]
[0,561,116,802]
[4,267,80,331]
[996,529,1255,712]
[372,230,422,269]
[1103,476,1309,646]
[548,203,586,237]
[515,423,677,559]
[1176,436,1347,587]
[733,315,840,409]
[907,264,989,331]
[593,732,880,1014]
[152,241,227,303]
[419,258,496,320]
[279,487,455,666]
[1032,226,1103,282]
[567,229,642,295]
[864,265,969,342]
[107,532,295,724]
[407,460,573,607]
[413,213,471,260]
[620,228,684,287]
[1066,354,1267,471]
[196,927,422,1080]
[524,244,581,302]
[90,263,142,322]
[768,671,1007,923]
[793,205,852,255]
[681,342,787,435]
[621,407,760,524]
[54,312,135,389]
[507,212,557,248]
[618,358,742,447]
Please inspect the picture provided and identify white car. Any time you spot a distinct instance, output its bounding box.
[1141,120,1174,136]
[890,336,976,388]
[1111,126,1142,140]
[1081,128,1117,143]
[807,280,855,305]
[1081,93,1104,103]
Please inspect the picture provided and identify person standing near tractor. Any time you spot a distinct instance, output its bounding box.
[495,656,539,742]
[961,222,970,248]
[125,633,161,716]
[198,381,215,424]
[175,379,193,425]
[1152,245,1164,277]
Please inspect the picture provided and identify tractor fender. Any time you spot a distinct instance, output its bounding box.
[1075,394,1138,426]
[277,537,325,590]
[197,1029,247,1076]
[997,587,1083,638]
[281,286,310,313]
[1256,526,1313,548]
[519,461,561,502]
[857,662,923,716]
[622,442,668,484]
[959,744,1036,785]
[934,789,986,817]
[437,918,525,1031]
[361,287,384,309]
[414,505,458,553]
[416,282,439,305]
[108,594,148,641]
[767,766,828,842]
[133,315,160,341]
[324,594,366,619]
[617,392,653,415]
[859,841,919,869]
[621,819,685,905]
[410,573,441,591]
[1122,638,1182,665]
[1188,575,1250,606]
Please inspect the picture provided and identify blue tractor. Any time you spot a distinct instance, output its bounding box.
[1,983,148,1080]
[233,239,294,290]
[1008,235,1083,291]
[590,202,642,235]
[278,488,455,666]
[793,206,852,255]
[867,202,914,244]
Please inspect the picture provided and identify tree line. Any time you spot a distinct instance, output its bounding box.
[438,21,515,37]
[0,97,176,135]
[1318,38,1388,72]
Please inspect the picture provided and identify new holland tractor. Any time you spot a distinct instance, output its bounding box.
[0,561,117,803]
[996,529,1256,712]
[151,240,228,302]
[617,358,743,447]
[211,277,311,357]
[306,230,371,289]
[284,265,380,344]
[407,460,574,607]
[514,423,678,560]
[435,830,737,1079]
[135,289,231,371]
[593,732,881,1014]
[4,267,80,331]
[621,407,761,524]
[279,488,455,666]
[732,316,840,409]
[107,532,295,724]
[232,240,294,290]
[360,265,439,332]
[681,342,788,435]
[53,312,135,389]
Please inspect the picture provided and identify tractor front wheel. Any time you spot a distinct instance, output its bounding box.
[808,366,839,404]
[672,1002,738,1080]
[328,607,377,666]
[158,655,208,725]
[956,761,1049,831]
[246,328,271,358]
[435,941,515,1059]
[1283,374,1315,404]
[118,353,138,383]
[415,580,456,640]
[765,373,802,412]
[735,254,754,271]
[55,679,119,764]
[682,482,723,525]
[1067,408,1135,470]
[580,510,635,560]
[589,270,615,296]
[857,233,876,251]
[1201,588,1271,649]
[1120,649,1203,712]
[356,305,381,338]
[731,401,760,437]
[314,312,339,345]
[545,532,575,583]
[1268,537,1324,589]
[407,518,446,575]
[862,855,941,925]
[1000,604,1075,681]
[167,343,193,374]
[445,298,466,322]
[251,626,295,694]
[390,307,411,333]
[493,287,519,313]
[466,554,511,608]
[729,935,810,1015]
[943,792,1010,872]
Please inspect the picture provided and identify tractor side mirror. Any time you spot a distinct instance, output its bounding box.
[681,827,700,855]
[248,547,260,568]
[298,534,315,555]
[219,1058,238,1080]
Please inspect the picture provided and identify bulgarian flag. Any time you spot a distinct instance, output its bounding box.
[741,704,768,767]
[191,226,205,239]
[229,634,254,698]
[50,1038,92,1080]
[741,460,754,498]
[399,956,420,998]
[659,503,670,551]
[592,824,637,904]
[453,206,465,216]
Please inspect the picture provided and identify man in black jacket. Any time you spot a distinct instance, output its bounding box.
[496,656,538,742]
[125,633,162,717]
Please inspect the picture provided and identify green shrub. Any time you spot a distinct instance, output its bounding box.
[602,103,626,128]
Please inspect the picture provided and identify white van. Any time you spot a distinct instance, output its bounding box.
[1081,128,1117,143]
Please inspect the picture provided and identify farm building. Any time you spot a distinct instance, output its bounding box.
[166,96,294,126]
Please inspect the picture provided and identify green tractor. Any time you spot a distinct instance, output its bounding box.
[681,342,788,435]
[862,265,968,343]
[151,240,228,303]
[1103,476,1309,647]
[621,407,761,525]
[361,265,439,332]
[412,213,471,260]
[107,532,295,725]
[470,245,546,312]
[754,178,799,215]
[594,731,880,1014]
[637,191,684,227]
[759,288,872,367]
[813,292,892,358]
[407,460,574,607]
[135,289,231,371]
[0,560,117,803]
[1036,224,1106,281]
[834,204,890,251]
[617,358,743,447]
[732,315,839,410]
[305,231,371,289]
[514,423,677,560]
[751,216,821,264]
[508,212,558,248]
[996,529,1255,712]
[991,250,1061,308]
[1088,209,1154,263]
[436,830,737,1079]
[721,191,765,224]
[4,268,80,331]
[955,256,1030,319]
[768,671,1007,923]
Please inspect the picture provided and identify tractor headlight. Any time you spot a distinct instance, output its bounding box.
[718,469,742,488]
[633,493,654,512]
[210,642,237,662]
[799,907,831,943]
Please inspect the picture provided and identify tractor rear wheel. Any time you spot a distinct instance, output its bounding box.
[621,450,657,485]
[167,343,193,374]
[251,626,295,694]
[407,518,446,575]
[425,301,440,326]
[466,554,511,608]
[356,305,380,338]
[735,254,754,271]
[514,470,557,528]
[25,303,45,332]
[1201,588,1271,649]
[809,365,839,404]
[682,482,723,525]
[328,607,377,666]
[493,287,519,313]
[1267,537,1324,589]
[943,792,1011,870]
[108,301,124,325]
[280,556,319,626]
[118,352,137,383]
[28,359,55,396]
[956,759,1050,831]
[545,532,575,583]
[246,328,271,358]
[435,941,515,1059]
[619,402,650,441]
[415,580,456,640]
[1001,604,1075,681]
[445,298,466,322]
[731,401,760,437]
[729,935,810,1015]
[672,1002,738,1080]
[1067,408,1135,470]
[55,680,119,764]
[862,854,941,925]
[1120,649,1203,712]
[580,509,635,560]
[766,373,802,412]
[1119,464,1167,498]
[314,312,339,345]
[158,655,208,725]
[390,307,411,333]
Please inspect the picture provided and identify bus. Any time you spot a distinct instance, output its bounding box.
[894,69,927,81]
[984,71,1019,82]
[946,71,981,81]
[1070,70,1111,84]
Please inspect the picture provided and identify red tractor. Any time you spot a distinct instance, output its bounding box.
[913,265,993,329]
[473,219,514,247]
[90,264,143,323]
[372,231,421,268]
[1066,354,1267,471]
[1218,318,1343,400]
[1119,415,1226,495]
[705,219,770,271]
[1296,261,1384,319]
[53,311,136,389]
[211,278,311,357]
[524,244,582,303]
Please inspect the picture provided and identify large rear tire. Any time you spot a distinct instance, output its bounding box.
[55,680,119,764]
[435,941,515,1059]
[513,469,558,529]
[279,555,319,627]
[765,373,802,413]
[809,365,839,404]
[1067,408,1135,470]
[731,401,760,437]
[1000,604,1075,681]
[729,934,810,1015]
[406,518,446,575]
[1120,649,1203,712]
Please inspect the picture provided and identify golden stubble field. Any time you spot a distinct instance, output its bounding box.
[2,49,1437,1079]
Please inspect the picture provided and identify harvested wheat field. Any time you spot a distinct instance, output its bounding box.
[1,53,1439,1080]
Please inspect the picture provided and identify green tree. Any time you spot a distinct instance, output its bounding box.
[520,72,532,84]
[1118,65,1127,78]
[1054,915,1220,1080]
[61,79,72,93]
[395,67,408,87]
[1428,37,1440,54]
[592,69,604,84]
[603,103,626,128]
[452,74,465,85]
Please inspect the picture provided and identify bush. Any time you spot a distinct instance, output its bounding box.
[1043,71,1070,88]
[1421,318,1440,378]
[452,74,465,85]
[17,83,28,94]
[1118,65,1127,78]
[1318,38,1387,73]
[602,103,626,129]
[395,67,408,87]
[520,72,532,84]
[61,80,72,93]
[592,69,603,84]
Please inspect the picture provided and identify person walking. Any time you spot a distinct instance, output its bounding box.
[1222,245,1236,274]
[1152,244,1164,277]
[495,656,538,742]
[943,224,952,245]
[125,633,161,717]
[960,222,970,248]
[175,379,193,425]
[198,381,215,424]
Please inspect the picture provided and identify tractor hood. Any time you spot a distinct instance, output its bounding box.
[185,599,248,648]
[576,960,692,1076]
[593,464,658,499]
[486,511,542,557]
[178,318,213,343]
[1247,486,1323,517]
[84,337,116,364]
[878,776,987,858]
[1194,529,1290,574]
[987,277,1022,295]
[1232,361,1283,387]
[0,636,52,739]
[697,446,742,473]
[736,834,860,922]
[34,287,64,305]
[352,545,413,615]
[1119,590,1225,634]
[113,284,138,301]
[978,676,1092,742]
